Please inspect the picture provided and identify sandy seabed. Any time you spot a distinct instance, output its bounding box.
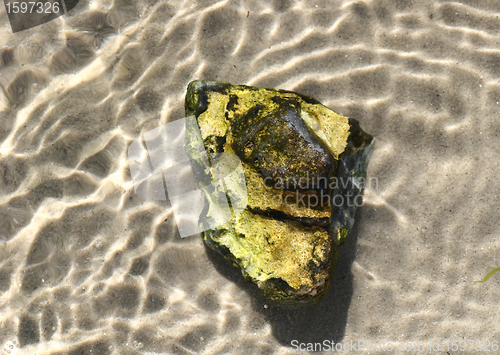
[0,0,499,354]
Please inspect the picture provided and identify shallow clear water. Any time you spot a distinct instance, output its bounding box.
[0,0,499,354]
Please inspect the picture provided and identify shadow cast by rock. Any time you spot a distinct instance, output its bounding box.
[204,207,367,349]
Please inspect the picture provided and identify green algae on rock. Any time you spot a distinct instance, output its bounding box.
[185,80,373,308]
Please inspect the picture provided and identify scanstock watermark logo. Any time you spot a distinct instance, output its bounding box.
[3,0,79,33]
[128,116,248,238]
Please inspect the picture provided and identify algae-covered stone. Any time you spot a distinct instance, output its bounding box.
[185,80,373,308]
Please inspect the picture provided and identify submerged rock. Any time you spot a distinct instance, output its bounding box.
[185,80,373,308]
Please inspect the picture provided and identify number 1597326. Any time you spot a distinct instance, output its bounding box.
[5,2,60,14]
[441,340,498,352]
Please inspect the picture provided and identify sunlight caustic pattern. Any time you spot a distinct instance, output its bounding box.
[0,0,500,353]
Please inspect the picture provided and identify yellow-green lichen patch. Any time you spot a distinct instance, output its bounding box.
[197,91,230,139]
[215,210,330,290]
[301,103,350,159]
[337,228,349,246]
[243,163,331,220]
[227,87,281,117]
